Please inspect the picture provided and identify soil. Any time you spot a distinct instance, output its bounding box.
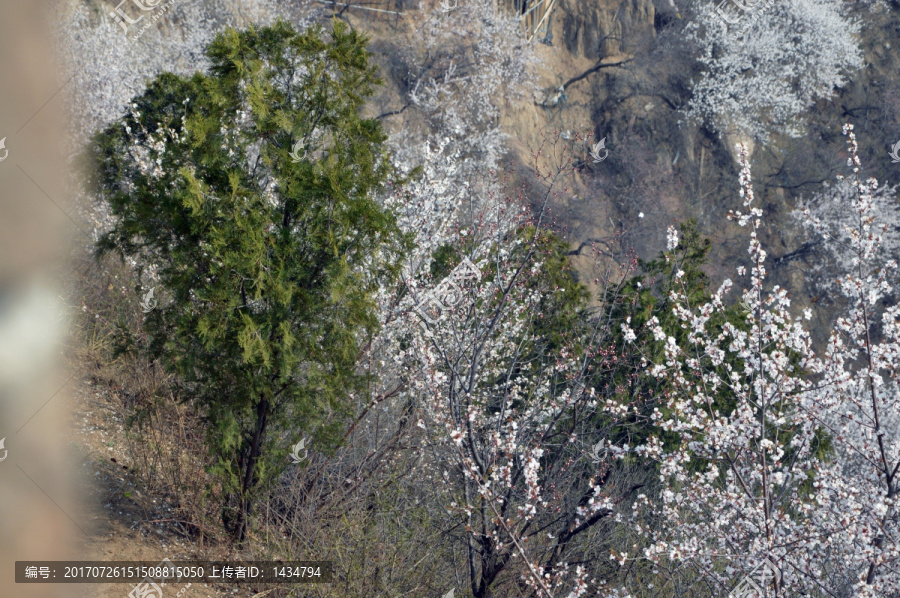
[69,376,252,598]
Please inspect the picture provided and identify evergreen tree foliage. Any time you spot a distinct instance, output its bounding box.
[87,20,409,543]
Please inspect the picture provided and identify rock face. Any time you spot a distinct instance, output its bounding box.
[554,0,655,59]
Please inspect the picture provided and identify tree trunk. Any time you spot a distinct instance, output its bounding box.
[233,396,270,544]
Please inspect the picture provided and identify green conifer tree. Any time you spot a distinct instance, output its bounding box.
[87,20,409,543]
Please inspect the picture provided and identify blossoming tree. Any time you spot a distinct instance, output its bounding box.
[613,125,899,596]
[684,0,862,141]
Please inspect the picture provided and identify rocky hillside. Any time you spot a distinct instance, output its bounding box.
[61,0,900,323]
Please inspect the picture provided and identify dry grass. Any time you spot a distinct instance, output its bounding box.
[69,248,226,551]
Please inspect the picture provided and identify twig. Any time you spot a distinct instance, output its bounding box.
[375,103,411,120]
[562,56,633,91]
[314,0,403,15]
